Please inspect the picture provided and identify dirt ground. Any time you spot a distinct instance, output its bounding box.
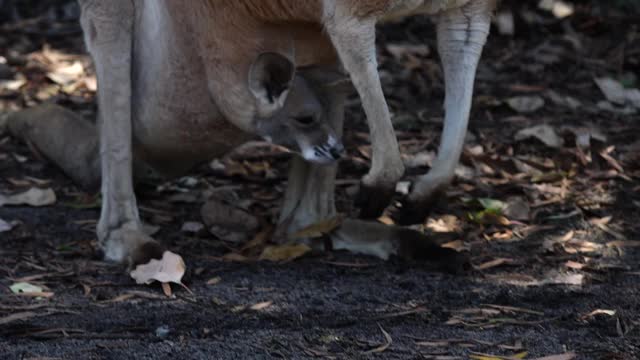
[1,2,639,359]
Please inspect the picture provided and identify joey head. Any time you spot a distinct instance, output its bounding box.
[250,54,344,164]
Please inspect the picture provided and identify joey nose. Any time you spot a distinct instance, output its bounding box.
[330,143,345,160]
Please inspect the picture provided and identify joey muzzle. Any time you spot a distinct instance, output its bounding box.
[302,135,345,164]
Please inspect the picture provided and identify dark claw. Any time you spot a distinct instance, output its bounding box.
[392,191,445,225]
[355,182,395,219]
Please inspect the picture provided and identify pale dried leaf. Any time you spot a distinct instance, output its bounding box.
[10,282,43,294]
[206,277,222,285]
[595,77,640,108]
[0,217,13,233]
[130,251,186,285]
[364,325,393,354]
[0,188,56,207]
[580,309,616,320]
[495,10,515,35]
[181,221,205,234]
[543,273,584,286]
[250,301,273,311]
[47,61,84,86]
[515,124,563,148]
[507,96,545,113]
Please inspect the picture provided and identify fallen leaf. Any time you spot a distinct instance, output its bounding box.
[475,258,515,271]
[507,95,545,113]
[290,216,343,239]
[130,251,186,285]
[206,276,222,285]
[181,221,205,234]
[595,77,640,108]
[606,240,640,248]
[0,311,38,325]
[222,253,249,262]
[538,0,574,18]
[565,261,584,270]
[364,325,392,354]
[478,198,506,212]
[543,273,584,286]
[386,43,430,59]
[0,78,26,92]
[515,124,564,148]
[259,243,311,262]
[530,353,576,360]
[580,309,616,320]
[241,226,273,252]
[0,188,57,207]
[10,282,44,294]
[441,240,469,251]
[250,301,273,311]
[47,61,84,86]
[470,352,528,360]
[495,10,515,35]
[161,283,172,297]
[0,217,13,233]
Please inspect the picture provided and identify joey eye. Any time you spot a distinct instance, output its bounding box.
[294,116,316,126]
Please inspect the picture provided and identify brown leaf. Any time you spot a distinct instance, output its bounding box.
[259,243,311,262]
[290,216,343,239]
[161,282,172,297]
[475,258,515,271]
[606,240,640,248]
[222,253,250,262]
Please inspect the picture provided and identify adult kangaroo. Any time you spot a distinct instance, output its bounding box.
[30,0,491,268]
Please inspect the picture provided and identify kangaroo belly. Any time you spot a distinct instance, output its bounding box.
[129,1,252,176]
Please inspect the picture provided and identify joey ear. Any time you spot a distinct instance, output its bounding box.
[249,52,295,115]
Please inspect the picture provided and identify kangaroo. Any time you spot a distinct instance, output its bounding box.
[80,0,492,266]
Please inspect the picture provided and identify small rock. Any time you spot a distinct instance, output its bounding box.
[155,325,170,338]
